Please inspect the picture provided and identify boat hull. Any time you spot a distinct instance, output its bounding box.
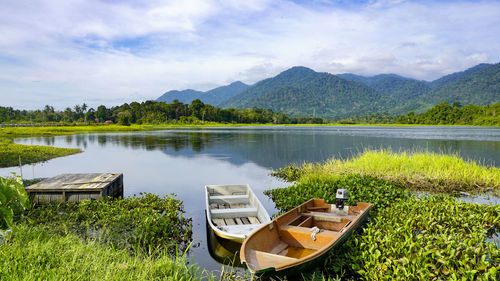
[205,184,271,243]
[240,198,373,277]
[251,211,369,277]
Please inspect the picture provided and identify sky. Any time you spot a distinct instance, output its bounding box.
[1,0,499,109]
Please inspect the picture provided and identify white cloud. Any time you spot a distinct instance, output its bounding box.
[0,0,499,109]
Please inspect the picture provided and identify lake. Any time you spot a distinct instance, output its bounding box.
[1,125,499,271]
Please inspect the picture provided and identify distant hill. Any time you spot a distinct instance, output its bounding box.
[157,81,248,106]
[157,63,499,118]
[430,63,492,89]
[156,89,203,104]
[221,66,384,118]
[423,62,500,106]
[338,73,431,103]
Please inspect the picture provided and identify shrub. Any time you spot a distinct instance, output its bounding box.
[0,175,28,229]
[25,193,193,255]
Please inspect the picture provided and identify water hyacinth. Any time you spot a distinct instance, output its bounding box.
[346,195,499,280]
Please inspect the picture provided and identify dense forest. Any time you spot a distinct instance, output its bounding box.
[1,100,498,126]
[340,102,500,126]
[0,100,324,125]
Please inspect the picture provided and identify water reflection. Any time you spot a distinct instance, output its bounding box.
[14,127,500,169]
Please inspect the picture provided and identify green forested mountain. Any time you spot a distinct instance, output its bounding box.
[422,63,500,106]
[338,73,431,103]
[221,66,383,118]
[156,81,248,106]
[156,89,203,104]
[429,63,492,89]
[157,63,499,118]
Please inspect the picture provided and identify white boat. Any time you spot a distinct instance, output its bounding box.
[205,184,271,243]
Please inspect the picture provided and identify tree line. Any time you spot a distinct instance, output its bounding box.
[339,102,499,126]
[0,100,325,125]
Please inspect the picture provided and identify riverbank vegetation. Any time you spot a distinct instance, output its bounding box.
[3,100,497,127]
[273,149,500,195]
[268,150,499,280]
[0,176,220,280]
[0,141,81,168]
[0,100,323,125]
[340,102,500,126]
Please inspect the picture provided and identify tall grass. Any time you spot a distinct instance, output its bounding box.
[300,149,499,194]
[0,225,211,281]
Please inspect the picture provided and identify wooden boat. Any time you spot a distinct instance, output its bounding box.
[240,198,373,276]
[205,184,271,243]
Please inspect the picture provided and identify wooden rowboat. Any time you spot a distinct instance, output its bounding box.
[240,198,373,276]
[205,184,271,243]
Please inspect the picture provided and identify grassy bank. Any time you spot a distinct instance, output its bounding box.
[267,151,500,280]
[0,142,81,168]
[0,186,215,281]
[0,225,206,281]
[274,150,500,195]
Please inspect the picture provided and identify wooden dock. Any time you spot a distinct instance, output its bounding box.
[25,173,123,204]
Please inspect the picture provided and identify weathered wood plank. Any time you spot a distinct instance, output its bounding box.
[25,173,123,204]
[248,217,260,224]
[212,218,226,226]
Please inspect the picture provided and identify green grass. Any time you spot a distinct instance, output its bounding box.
[289,150,500,194]
[0,142,81,168]
[0,124,158,139]
[0,225,208,281]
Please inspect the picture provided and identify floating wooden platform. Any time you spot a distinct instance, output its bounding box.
[25,173,123,204]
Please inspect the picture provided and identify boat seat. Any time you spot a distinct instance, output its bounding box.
[279,226,340,250]
[210,207,258,218]
[246,250,297,270]
[209,194,248,200]
[302,211,356,222]
[209,194,250,204]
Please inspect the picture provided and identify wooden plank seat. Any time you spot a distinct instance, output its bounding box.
[246,250,297,270]
[212,216,261,226]
[279,226,340,250]
[210,207,258,218]
[209,194,249,204]
[302,211,357,222]
[209,194,248,200]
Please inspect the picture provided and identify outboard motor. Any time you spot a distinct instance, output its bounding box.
[335,189,349,209]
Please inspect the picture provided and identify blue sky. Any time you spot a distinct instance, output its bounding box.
[0,0,499,109]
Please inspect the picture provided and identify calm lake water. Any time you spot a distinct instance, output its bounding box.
[1,126,499,271]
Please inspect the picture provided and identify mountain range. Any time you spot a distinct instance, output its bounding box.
[157,63,500,118]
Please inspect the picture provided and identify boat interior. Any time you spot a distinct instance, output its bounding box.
[242,198,372,271]
[206,185,262,227]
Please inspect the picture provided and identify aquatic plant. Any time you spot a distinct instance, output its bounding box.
[0,142,81,168]
[265,174,408,215]
[0,175,28,229]
[267,164,499,279]
[347,195,499,280]
[25,193,193,255]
